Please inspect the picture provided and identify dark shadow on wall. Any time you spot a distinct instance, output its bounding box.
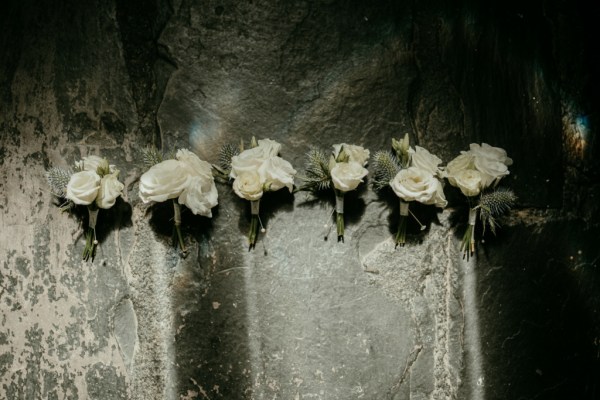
[170,189,253,399]
[476,221,600,400]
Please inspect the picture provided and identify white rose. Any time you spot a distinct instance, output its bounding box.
[76,156,115,174]
[445,153,475,187]
[175,149,218,216]
[449,168,484,197]
[230,151,265,179]
[410,146,444,177]
[257,156,296,192]
[470,143,513,166]
[332,143,370,166]
[96,172,124,209]
[256,139,282,157]
[233,171,263,201]
[66,170,101,205]
[330,161,368,192]
[139,159,189,203]
[390,167,447,207]
[176,149,214,181]
[230,138,283,180]
[179,176,219,217]
[469,143,512,188]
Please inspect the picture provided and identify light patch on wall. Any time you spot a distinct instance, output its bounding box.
[564,112,589,158]
[189,117,220,158]
[575,114,590,143]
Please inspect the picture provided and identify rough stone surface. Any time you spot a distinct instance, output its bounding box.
[1,0,599,399]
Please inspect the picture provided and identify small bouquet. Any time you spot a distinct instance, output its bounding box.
[298,143,369,242]
[139,148,218,256]
[446,143,517,260]
[46,155,125,261]
[215,137,296,249]
[372,134,447,246]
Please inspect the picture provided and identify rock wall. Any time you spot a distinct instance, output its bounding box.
[1,0,598,399]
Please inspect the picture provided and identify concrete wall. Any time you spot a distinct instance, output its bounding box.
[1,0,598,399]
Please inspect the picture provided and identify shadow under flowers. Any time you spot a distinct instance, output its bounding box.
[148,199,215,257]
[236,188,295,254]
[375,186,443,246]
[61,197,133,262]
[296,184,367,242]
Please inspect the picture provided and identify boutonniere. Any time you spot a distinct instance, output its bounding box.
[46,155,125,261]
[139,147,218,256]
[372,134,447,246]
[298,143,369,242]
[215,137,296,249]
[445,143,517,260]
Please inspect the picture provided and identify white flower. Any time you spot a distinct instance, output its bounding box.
[175,149,219,216]
[330,161,368,192]
[179,176,219,217]
[469,143,512,187]
[258,156,296,192]
[332,143,370,166]
[450,169,484,197]
[256,139,282,157]
[411,146,444,177]
[446,152,474,175]
[233,171,263,201]
[76,156,115,174]
[66,170,101,205]
[230,139,283,179]
[390,167,447,207]
[96,172,124,209]
[139,159,189,203]
[177,149,213,178]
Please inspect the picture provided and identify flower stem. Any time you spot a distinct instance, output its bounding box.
[248,200,260,249]
[335,190,344,242]
[396,200,409,247]
[460,207,478,260]
[172,200,187,255]
[83,206,99,261]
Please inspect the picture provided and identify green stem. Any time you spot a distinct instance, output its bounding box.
[82,206,98,261]
[460,207,478,260]
[248,200,260,249]
[249,214,258,249]
[335,190,344,242]
[396,215,408,247]
[172,200,187,254]
[396,200,409,247]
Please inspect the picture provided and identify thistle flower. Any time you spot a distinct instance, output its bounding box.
[298,143,369,242]
[478,188,517,235]
[371,150,400,191]
[297,147,332,193]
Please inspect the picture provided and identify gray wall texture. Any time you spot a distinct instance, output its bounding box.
[1,0,598,399]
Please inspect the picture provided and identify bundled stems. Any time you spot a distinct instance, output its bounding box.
[396,200,409,247]
[83,206,99,261]
[172,200,187,256]
[248,200,260,249]
[335,190,344,242]
[460,207,478,260]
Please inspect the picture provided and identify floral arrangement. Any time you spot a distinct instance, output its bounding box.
[372,134,447,246]
[298,143,369,242]
[215,137,296,249]
[46,155,125,261]
[139,147,218,256]
[446,143,517,259]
